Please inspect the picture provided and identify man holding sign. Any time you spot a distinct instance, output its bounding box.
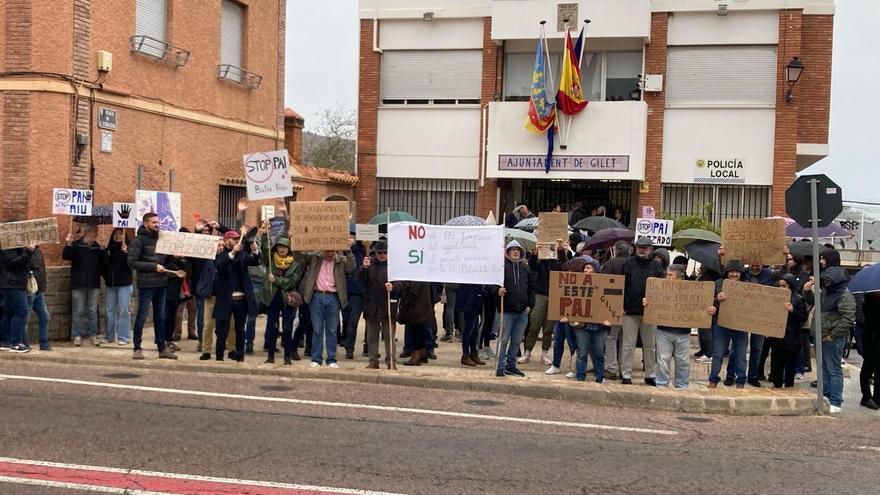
[491,241,535,378]
[620,237,665,386]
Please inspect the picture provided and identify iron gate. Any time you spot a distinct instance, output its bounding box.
[377,178,477,225]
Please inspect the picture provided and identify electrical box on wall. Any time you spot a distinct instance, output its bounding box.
[97,51,113,72]
[643,74,663,92]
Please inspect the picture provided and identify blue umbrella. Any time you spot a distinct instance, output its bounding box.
[445,215,488,226]
[848,264,880,293]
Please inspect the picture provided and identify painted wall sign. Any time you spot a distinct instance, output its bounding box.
[694,158,746,184]
[498,154,629,172]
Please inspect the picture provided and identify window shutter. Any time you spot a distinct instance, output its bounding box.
[220,0,244,70]
[135,0,166,57]
[381,50,482,101]
[665,46,777,106]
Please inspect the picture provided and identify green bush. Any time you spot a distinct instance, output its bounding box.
[660,203,721,234]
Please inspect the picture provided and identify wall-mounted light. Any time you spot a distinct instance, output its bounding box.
[423,11,434,22]
[785,57,804,105]
[717,4,728,16]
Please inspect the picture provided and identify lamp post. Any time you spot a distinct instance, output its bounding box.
[785,57,804,105]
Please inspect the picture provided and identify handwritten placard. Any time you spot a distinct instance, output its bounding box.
[0,218,59,249]
[113,202,136,229]
[289,201,350,251]
[643,278,715,329]
[387,223,505,286]
[243,149,293,201]
[355,223,380,242]
[538,212,569,244]
[547,271,624,325]
[721,218,786,266]
[155,232,221,260]
[537,243,558,260]
[717,279,790,338]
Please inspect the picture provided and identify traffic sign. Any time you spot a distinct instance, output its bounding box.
[785,174,842,228]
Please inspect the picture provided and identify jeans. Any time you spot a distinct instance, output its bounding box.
[404,318,436,354]
[821,336,846,407]
[524,293,553,352]
[27,291,51,348]
[265,290,294,357]
[461,312,480,356]
[551,321,577,368]
[495,311,528,373]
[573,325,607,382]
[656,329,691,388]
[604,325,622,375]
[342,293,363,353]
[245,281,262,345]
[133,286,167,353]
[105,285,132,343]
[310,292,340,364]
[442,286,457,335]
[710,325,748,385]
[71,288,99,339]
[621,315,657,379]
[215,299,248,360]
[726,333,765,381]
[4,289,29,346]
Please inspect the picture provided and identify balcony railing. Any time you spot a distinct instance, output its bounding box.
[217,64,262,90]
[129,35,190,67]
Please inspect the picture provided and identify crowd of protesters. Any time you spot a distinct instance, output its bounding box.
[1,203,875,414]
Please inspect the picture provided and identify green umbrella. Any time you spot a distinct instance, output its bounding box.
[504,228,538,251]
[671,228,722,250]
[368,211,418,225]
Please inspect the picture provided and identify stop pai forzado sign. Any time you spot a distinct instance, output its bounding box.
[694,158,746,184]
[243,149,293,201]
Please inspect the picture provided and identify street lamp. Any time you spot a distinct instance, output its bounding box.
[785,57,804,105]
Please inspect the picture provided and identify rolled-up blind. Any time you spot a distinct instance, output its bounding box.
[381,50,482,100]
[135,0,166,57]
[220,0,244,69]
[666,46,777,106]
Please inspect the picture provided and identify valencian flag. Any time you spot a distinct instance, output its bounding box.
[524,34,557,173]
[557,27,587,115]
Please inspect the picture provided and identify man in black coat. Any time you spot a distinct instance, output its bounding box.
[620,237,665,385]
[358,241,394,369]
[492,241,535,377]
[1,240,36,352]
[62,224,106,347]
[212,229,261,362]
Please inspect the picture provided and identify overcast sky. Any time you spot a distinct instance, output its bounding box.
[284,1,876,203]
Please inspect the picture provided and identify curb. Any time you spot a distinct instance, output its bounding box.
[0,353,822,416]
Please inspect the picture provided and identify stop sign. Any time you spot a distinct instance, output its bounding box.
[785,174,843,229]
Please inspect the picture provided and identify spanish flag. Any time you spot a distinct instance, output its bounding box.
[525,36,556,133]
[557,27,587,115]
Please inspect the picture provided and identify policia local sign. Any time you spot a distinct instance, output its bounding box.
[694,158,745,184]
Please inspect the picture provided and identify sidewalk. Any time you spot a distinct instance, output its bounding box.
[2,314,823,416]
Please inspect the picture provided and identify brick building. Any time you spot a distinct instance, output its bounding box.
[1,0,287,339]
[355,0,834,226]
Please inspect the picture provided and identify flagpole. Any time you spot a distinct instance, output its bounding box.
[539,20,559,156]
[564,19,590,149]
[557,20,569,149]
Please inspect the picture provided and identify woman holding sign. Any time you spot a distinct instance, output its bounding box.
[259,229,302,365]
[555,256,610,383]
[766,274,808,388]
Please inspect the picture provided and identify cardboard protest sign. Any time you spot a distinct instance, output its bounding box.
[537,243,558,260]
[355,223,379,242]
[0,218,59,249]
[288,201,350,251]
[717,279,790,338]
[388,223,505,286]
[634,218,673,247]
[113,202,136,229]
[643,278,715,329]
[136,190,182,232]
[243,149,293,201]
[538,212,569,244]
[155,231,221,260]
[547,271,624,325]
[720,218,786,266]
[52,188,92,216]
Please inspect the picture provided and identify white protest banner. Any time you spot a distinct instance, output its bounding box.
[243,149,293,201]
[52,188,93,216]
[0,218,59,249]
[634,218,673,247]
[355,224,379,242]
[135,190,182,232]
[112,202,136,229]
[388,222,505,286]
[155,231,221,260]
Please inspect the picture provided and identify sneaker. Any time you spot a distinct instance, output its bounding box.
[565,371,576,379]
[132,350,144,360]
[90,336,100,347]
[168,342,180,352]
[541,351,552,366]
[694,351,704,358]
[0,343,9,350]
[747,379,762,388]
[39,345,51,351]
[622,378,633,385]
[723,377,735,387]
[605,371,620,380]
[345,350,354,360]
[545,366,561,375]
[74,336,82,347]
[310,361,321,368]
[517,350,531,364]
[505,367,525,377]
[496,369,505,377]
[246,343,254,355]
[829,405,842,414]
[696,355,712,364]
[10,344,30,353]
[483,347,496,358]
[158,349,178,360]
[795,373,805,381]
[440,333,453,343]
[118,340,129,346]
[860,397,880,410]
[328,362,339,369]
[199,353,211,361]
[645,377,657,386]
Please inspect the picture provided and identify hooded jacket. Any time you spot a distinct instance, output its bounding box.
[621,253,665,316]
[346,242,366,296]
[805,266,855,340]
[492,241,535,313]
[454,284,485,315]
[767,273,809,351]
[0,247,33,290]
[63,239,106,289]
[821,248,841,270]
[103,237,133,287]
[127,226,169,288]
[528,245,569,295]
[744,266,774,286]
[601,247,631,276]
[259,236,303,306]
[29,247,48,293]
[652,248,670,270]
[358,253,392,322]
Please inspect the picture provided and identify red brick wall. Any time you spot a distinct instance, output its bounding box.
[798,14,833,144]
[771,9,803,216]
[285,118,304,164]
[637,12,668,213]
[476,17,500,218]
[355,19,380,223]
[2,0,32,221]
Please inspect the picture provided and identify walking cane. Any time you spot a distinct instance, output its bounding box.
[387,290,396,370]
[493,293,505,370]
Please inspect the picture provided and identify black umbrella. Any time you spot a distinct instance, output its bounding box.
[572,215,624,232]
[584,228,634,250]
[788,240,815,259]
[685,240,721,274]
[73,204,113,225]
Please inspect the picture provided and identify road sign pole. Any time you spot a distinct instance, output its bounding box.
[809,178,824,415]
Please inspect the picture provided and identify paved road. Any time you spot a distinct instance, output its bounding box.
[0,360,877,495]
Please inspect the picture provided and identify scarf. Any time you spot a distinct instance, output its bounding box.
[273,252,294,271]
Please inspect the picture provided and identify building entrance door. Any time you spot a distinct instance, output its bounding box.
[514,179,634,225]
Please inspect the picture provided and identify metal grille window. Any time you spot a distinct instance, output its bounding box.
[666,46,777,107]
[518,179,633,223]
[218,186,246,229]
[135,0,166,58]
[377,178,477,225]
[381,50,482,103]
[220,0,245,80]
[661,183,771,226]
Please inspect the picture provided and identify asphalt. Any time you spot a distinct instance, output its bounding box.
[0,359,878,495]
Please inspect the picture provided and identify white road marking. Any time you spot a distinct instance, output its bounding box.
[857,446,880,452]
[0,475,170,494]
[0,374,677,436]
